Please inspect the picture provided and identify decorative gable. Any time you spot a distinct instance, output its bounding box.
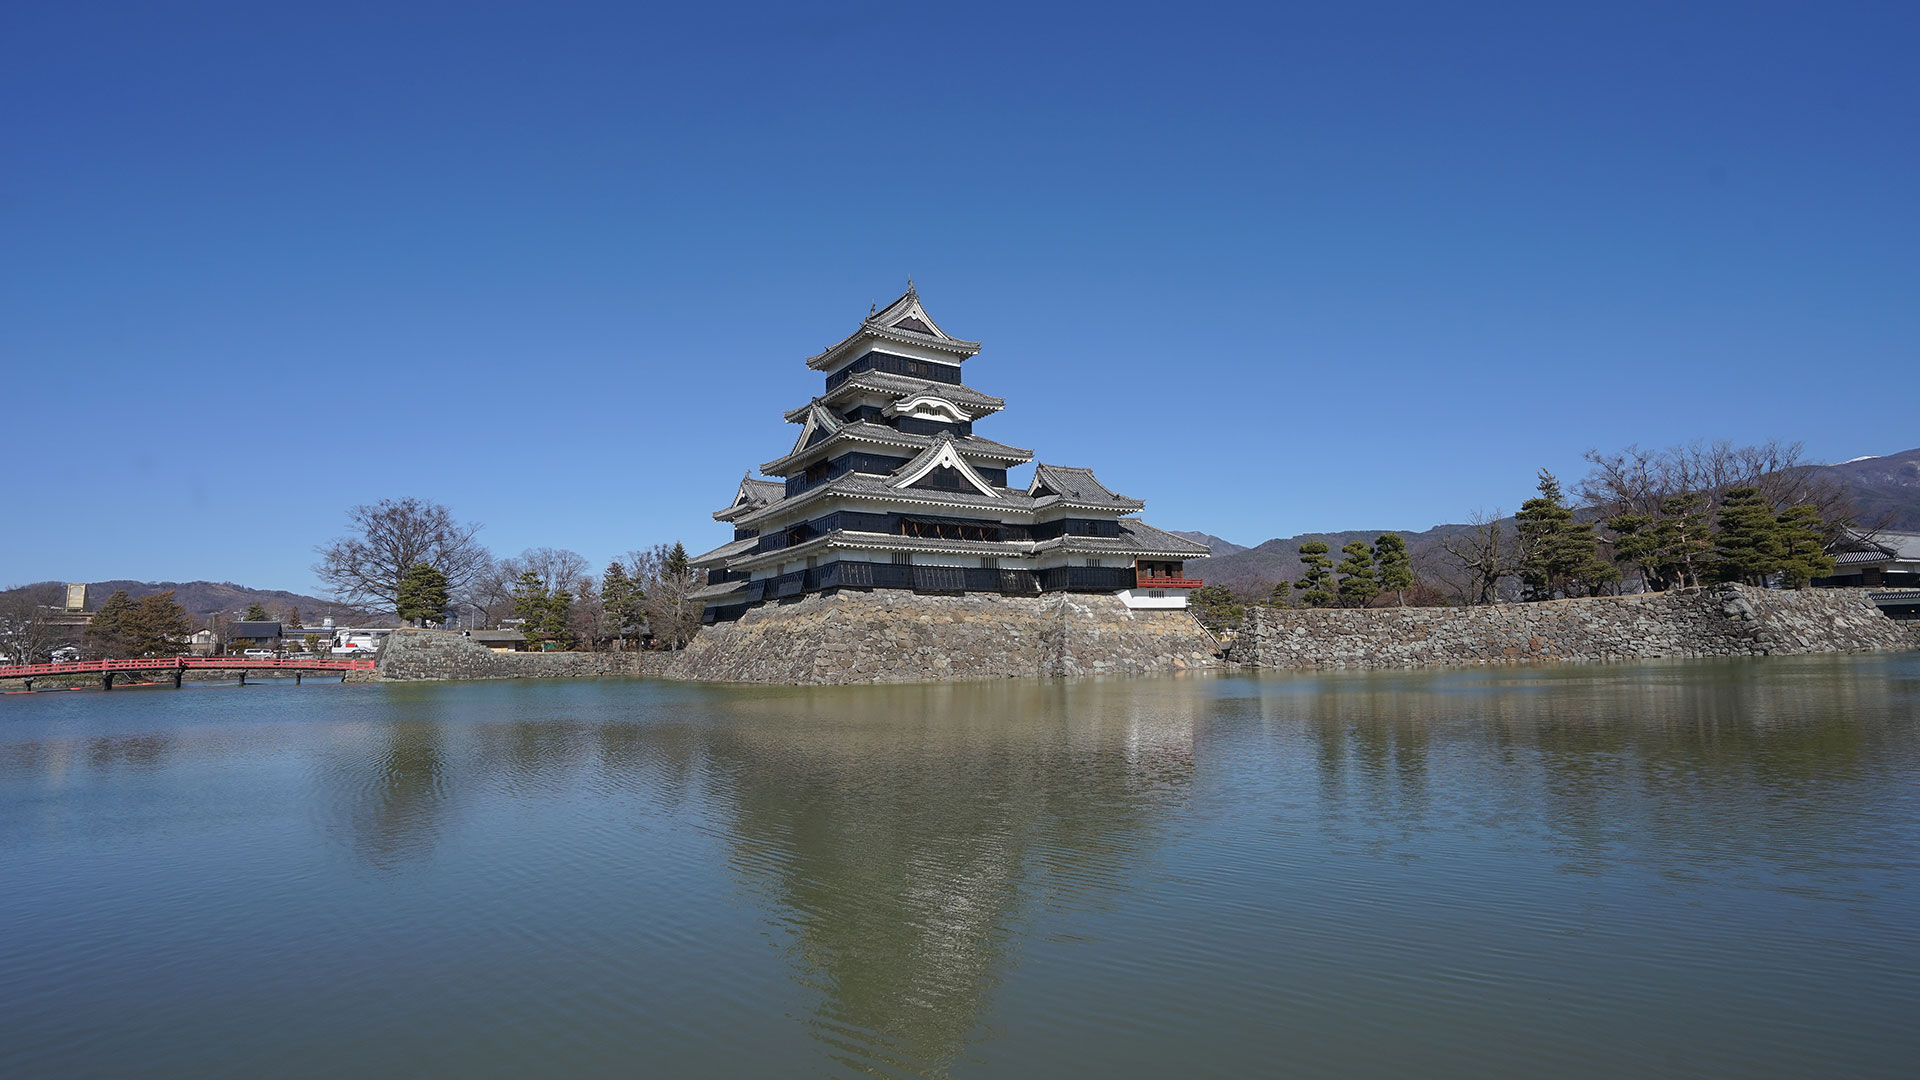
[787,401,843,456]
[890,437,1003,499]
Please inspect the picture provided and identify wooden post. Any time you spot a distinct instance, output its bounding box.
[172,668,183,689]
[102,672,114,691]
[294,671,303,685]
[237,670,246,687]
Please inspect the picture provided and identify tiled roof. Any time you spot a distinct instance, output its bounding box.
[760,422,1033,475]
[1029,463,1144,510]
[711,476,785,521]
[689,536,760,567]
[723,521,1205,572]
[806,285,982,370]
[783,372,1005,421]
[1033,520,1211,558]
[688,579,750,602]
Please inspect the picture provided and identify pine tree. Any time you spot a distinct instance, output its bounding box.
[665,542,691,580]
[396,562,451,626]
[1515,470,1616,599]
[1374,533,1413,606]
[284,607,303,630]
[512,570,550,646]
[1266,579,1294,608]
[244,603,269,622]
[1714,486,1786,585]
[1775,504,1835,588]
[1662,493,1715,588]
[1336,541,1379,607]
[84,590,136,657]
[511,570,574,650]
[1294,542,1337,608]
[601,561,646,649]
[1189,585,1243,632]
[127,592,190,656]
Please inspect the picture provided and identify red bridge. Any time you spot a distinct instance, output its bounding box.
[1,656,376,691]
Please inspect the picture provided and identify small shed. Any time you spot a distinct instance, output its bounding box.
[465,629,528,653]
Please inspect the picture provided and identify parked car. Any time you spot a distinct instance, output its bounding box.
[242,649,277,659]
[50,647,80,663]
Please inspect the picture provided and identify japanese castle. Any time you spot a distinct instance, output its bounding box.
[690,285,1209,624]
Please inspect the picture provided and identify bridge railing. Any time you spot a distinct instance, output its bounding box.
[0,657,377,679]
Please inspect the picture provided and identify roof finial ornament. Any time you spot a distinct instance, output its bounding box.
[907,276,915,293]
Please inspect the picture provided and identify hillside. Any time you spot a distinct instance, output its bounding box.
[1823,448,1920,531]
[2,580,379,625]
[1186,446,1920,596]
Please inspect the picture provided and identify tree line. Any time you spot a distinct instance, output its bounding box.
[314,497,707,651]
[1442,440,1845,605]
[1193,439,1860,625]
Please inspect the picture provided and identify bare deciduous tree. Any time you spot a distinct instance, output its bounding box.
[1579,439,1856,529]
[629,542,702,650]
[315,498,489,615]
[1440,509,1521,606]
[0,583,72,664]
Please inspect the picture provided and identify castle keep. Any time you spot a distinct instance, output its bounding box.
[689,286,1210,624]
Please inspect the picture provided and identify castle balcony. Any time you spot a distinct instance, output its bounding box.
[1134,575,1203,589]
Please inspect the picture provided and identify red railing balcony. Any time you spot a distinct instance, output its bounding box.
[1134,576,1203,589]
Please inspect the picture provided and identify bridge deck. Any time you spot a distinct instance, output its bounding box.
[0,657,376,680]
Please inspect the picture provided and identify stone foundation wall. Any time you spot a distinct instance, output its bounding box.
[369,630,674,682]
[664,590,1223,684]
[1233,584,1909,670]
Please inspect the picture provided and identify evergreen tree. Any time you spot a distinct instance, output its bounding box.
[84,590,137,657]
[1266,579,1294,608]
[1775,504,1835,588]
[1662,493,1715,588]
[511,570,574,650]
[1294,542,1337,608]
[88,591,189,657]
[1608,492,1716,592]
[396,562,451,626]
[1714,486,1786,585]
[1515,470,1617,599]
[244,603,269,622]
[1374,533,1413,606]
[1189,585,1243,632]
[664,542,691,580]
[284,607,303,630]
[127,593,190,656]
[1336,540,1379,607]
[601,560,646,649]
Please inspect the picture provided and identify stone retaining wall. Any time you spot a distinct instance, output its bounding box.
[369,630,673,682]
[1233,584,1908,670]
[665,590,1223,684]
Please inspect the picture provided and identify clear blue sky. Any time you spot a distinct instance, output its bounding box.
[4,1,1915,594]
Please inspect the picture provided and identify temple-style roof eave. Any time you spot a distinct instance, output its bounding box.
[805,327,981,370]
[711,476,785,521]
[689,579,750,602]
[725,530,1035,572]
[759,425,1034,476]
[1031,495,1146,513]
[804,285,983,370]
[784,373,1006,422]
[1034,520,1211,558]
[734,479,1036,528]
[689,535,760,567]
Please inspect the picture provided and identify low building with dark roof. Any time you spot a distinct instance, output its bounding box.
[463,629,528,652]
[690,285,1209,623]
[226,621,283,645]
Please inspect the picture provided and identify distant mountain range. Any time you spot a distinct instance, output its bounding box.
[2,579,377,626]
[1182,447,1920,596]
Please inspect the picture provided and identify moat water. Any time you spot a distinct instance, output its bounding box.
[3,655,1918,1078]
